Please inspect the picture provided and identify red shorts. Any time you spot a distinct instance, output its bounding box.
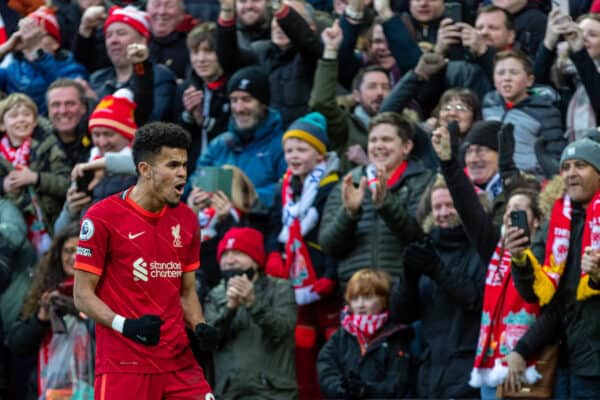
[95,364,214,400]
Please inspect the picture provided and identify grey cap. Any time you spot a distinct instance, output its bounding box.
[560,138,600,173]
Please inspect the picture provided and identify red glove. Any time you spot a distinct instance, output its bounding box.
[265,252,286,278]
[311,278,336,297]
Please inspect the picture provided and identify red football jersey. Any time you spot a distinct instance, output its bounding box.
[75,188,200,374]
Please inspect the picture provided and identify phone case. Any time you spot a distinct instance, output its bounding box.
[191,167,233,199]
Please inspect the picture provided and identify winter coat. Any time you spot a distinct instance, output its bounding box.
[0,127,70,232]
[317,321,414,398]
[0,199,29,294]
[482,87,565,176]
[0,50,88,115]
[192,109,287,207]
[511,3,547,57]
[217,4,322,127]
[319,161,433,285]
[391,225,484,398]
[204,274,297,400]
[173,73,230,175]
[90,62,176,123]
[148,17,198,80]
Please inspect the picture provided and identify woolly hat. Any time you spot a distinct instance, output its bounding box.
[88,89,137,141]
[464,120,502,153]
[217,227,265,268]
[560,138,600,173]
[104,6,151,39]
[282,112,329,155]
[30,6,61,46]
[227,66,270,106]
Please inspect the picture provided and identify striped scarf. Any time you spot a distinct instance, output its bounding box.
[341,305,389,354]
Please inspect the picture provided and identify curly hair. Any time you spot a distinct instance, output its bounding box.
[21,223,80,319]
[132,122,192,171]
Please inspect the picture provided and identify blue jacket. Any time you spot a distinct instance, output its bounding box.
[192,109,287,207]
[0,50,88,115]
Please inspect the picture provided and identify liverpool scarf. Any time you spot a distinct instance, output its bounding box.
[470,241,541,388]
[526,193,600,306]
[341,305,389,355]
[0,134,31,167]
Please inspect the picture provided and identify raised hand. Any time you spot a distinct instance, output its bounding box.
[79,5,107,38]
[342,172,366,218]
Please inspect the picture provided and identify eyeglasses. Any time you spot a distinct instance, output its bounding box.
[441,103,471,113]
[465,146,491,158]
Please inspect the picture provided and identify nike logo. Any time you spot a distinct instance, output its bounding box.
[128,231,145,240]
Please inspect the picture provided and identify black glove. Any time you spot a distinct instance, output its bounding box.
[447,120,460,160]
[194,323,219,352]
[343,369,367,399]
[498,123,518,180]
[122,315,164,346]
[404,238,440,277]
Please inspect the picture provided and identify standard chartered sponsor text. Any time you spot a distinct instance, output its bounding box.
[150,261,182,278]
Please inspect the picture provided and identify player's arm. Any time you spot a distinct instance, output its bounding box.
[74,269,117,327]
[180,270,205,327]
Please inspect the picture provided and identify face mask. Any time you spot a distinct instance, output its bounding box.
[222,268,255,283]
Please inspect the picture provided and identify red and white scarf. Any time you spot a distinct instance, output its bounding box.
[366,160,408,192]
[341,305,389,355]
[527,192,600,305]
[198,207,241,242]
[0,135,31,167]
[470,241,541,388]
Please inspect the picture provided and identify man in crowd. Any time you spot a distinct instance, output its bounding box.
[204,227,297,399]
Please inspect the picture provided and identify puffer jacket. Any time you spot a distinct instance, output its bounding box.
[482,87,565,175]
[319,160,433,284]
[204,274,297,400]
[0,127,70,232]
[192,109,287,207]
[317,321,414,398]
[391,225,485,398]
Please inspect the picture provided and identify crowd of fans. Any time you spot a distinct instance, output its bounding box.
[0,0,600,398]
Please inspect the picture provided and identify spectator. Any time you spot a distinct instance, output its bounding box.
[317,269,414,398]
[319,112,433,286]
[431,122,545,399]
[511,138,600,398]
[401,0,445,51]
[6,223,94,400]
[390,174,485,399]
[217,0,323,126]
[0,7,88,116]
[175,22,230,173]
[204,227,298,399]
[483,49,565,177]
[233,0,271,49]
[492,0,547,57]
[187,165,271,300]
[265,112,340,399]
[85,6,177,121]
[310,21,391,173]
[46,79,92,168]
[0,93,69,250]
[190,65,287,207]
[53,89,139,233]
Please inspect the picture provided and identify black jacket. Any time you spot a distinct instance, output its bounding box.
[391,226,484,398]
[317,322,414,399]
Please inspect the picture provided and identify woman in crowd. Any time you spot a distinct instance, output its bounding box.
[317,268,414,399]
[6,223,94,400]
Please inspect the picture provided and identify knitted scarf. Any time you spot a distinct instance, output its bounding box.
[278,164,325,301]
[0,135,31,167]
[470,240,541,388]
[365,161,408,192]
[526,193,600,306]
[341,305,389,355]
[198,207,241,242]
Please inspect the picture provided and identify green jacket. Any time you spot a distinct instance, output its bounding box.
[204,274,298,400]
[309,58,368,174]
[0,127,69,232]
[319,161,433,284]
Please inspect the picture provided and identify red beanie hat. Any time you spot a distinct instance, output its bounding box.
[29,6,61,46]
[104,6,150,39]
[88,89,137,141]
[217,227,265,268]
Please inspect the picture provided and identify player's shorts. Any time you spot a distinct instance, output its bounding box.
[94,363,214,400]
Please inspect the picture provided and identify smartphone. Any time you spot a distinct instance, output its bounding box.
[76,170,95,196]
[191,167,233,199]
[552,0,569,16]
[510,210,530,245]
[444,2,463,23]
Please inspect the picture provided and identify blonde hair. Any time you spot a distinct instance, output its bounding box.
[345,268,391,309]
[0,93,38,122]
[223,164,258,213]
